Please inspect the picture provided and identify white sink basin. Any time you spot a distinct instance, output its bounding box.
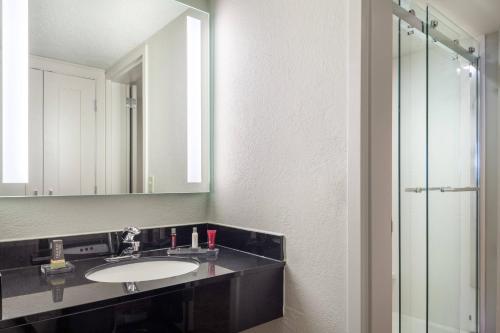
[85,257,199,283]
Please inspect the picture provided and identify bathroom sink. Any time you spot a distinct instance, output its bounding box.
[85,257,199,283]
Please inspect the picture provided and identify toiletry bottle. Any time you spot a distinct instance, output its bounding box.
[171,228,177,249]
[192,227,199,249]
[207,230,217,250]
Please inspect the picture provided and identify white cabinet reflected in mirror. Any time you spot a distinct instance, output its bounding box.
[0,0,210,196]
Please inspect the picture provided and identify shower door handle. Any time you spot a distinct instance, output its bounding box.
[405,187,424,193]
[439,186,479,192]
[405,186,479,193]
[405,187,441,193]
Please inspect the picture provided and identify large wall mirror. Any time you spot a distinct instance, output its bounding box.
[0,0,210,197]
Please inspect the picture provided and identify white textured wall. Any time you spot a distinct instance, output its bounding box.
[0,194,208,241]
[210,0,348,332]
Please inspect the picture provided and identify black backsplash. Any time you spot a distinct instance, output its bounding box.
[207,224,284,261]
[0,224,284,270]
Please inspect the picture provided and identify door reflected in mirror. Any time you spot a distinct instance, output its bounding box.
[0,0,210,196]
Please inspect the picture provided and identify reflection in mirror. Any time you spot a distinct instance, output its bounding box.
[0,0,210,197]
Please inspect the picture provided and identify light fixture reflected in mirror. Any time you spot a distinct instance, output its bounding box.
[2,0,29,184]
[187,16,202,184]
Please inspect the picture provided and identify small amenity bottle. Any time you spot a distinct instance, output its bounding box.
[207,230,217,250]
[171,228,177,249]
[192,227,199,249]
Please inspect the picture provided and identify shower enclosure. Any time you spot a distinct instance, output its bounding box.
[392,2,480,333]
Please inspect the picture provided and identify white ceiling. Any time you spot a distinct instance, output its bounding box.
[428,0,500,37]
[25,0,188,69]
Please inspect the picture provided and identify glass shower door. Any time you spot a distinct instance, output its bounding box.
[394,11,428,333]
[393,3,480,333]
[427,7,479,333]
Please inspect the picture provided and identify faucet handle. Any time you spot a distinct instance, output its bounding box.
[122,226,141,242]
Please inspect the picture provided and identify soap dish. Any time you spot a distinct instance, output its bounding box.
[41,262,75,275]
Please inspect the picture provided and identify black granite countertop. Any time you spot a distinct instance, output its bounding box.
[0,246,284,327]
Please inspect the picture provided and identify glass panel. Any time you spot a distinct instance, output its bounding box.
[427,6,478,333]
[393,9,428,332]
[392,4,479,332]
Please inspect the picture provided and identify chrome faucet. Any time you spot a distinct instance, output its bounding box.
[105,226,141,262]
[121,226,141,255]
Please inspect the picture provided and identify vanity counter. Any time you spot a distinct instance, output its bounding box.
[0,247,285,332]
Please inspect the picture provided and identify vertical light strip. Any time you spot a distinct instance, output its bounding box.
[186,16,202,183]
[2,0,29,183]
